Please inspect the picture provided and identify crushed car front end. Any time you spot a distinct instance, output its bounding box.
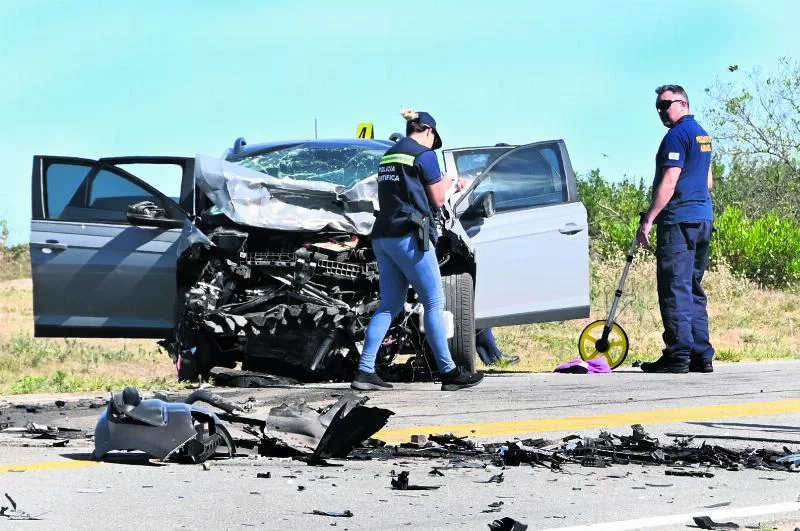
[165,142,475,383]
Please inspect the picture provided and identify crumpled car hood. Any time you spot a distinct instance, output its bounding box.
[194,155,379,235]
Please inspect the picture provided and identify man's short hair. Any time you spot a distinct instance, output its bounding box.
[655,84,689,105]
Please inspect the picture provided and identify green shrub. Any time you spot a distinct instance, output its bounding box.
[711,207,800,288]
[577,170,650,259]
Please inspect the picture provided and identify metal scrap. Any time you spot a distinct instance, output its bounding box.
[693,515,740,529]
[311,510,353,518]
[221,393,393,461]
[391,471,440,491]
[1,493,40,521]
[666,469,715,478]
[488,516,528,531]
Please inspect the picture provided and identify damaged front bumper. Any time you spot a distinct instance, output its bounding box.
[93,387,235,463]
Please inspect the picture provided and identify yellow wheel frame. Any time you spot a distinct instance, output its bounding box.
[578,319,629,369]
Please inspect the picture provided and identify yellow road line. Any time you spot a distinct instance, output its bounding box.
[375,399,800,444]
[0,460,101,473]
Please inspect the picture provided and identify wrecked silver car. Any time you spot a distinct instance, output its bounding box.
[29,137,590,382]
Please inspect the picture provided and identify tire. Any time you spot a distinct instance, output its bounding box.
[442,272,476,372]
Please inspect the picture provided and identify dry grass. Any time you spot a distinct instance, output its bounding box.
[0,279,178,394]
[491,254,800,373]
[0,246,30,282]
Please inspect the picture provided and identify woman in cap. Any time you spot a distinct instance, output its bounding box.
[351,109,484,392]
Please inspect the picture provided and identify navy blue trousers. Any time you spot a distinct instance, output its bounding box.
[476,328,502,364]
[655,220,714,363]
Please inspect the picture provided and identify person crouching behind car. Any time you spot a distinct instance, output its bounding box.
[351,109,485,392]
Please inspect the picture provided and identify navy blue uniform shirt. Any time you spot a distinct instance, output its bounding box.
[371,137,442,243]
[653,114,713,224]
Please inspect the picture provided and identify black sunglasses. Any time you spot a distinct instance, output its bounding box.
[656,99,686,111]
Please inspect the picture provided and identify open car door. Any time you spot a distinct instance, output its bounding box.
[443,140,590,328]
[30,156,195,338]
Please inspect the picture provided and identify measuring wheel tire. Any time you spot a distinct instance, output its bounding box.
[578,319,629,369]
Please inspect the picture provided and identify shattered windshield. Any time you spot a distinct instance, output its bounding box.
[234,145,385,187]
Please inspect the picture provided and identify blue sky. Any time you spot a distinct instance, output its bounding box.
[1,0,797,244]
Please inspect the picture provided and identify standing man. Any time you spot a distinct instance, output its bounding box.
[638,85,715,374]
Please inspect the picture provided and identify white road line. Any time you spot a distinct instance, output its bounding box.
[538,502,800,531]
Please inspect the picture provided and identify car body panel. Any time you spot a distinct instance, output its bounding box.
[443,140,590,327]
[30,156,191,337]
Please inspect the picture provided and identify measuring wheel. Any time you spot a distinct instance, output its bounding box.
[578,319,629,369]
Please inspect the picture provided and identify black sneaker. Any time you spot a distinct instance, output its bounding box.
[440,367,484,391]
[640,356,690,374]
[689,359,714,373]
[351,371,393,391]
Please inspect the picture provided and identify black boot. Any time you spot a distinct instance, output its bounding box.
[351,371,393,390]
[689,359,714,373]
[440,367,484,391]
[640,356,689,374]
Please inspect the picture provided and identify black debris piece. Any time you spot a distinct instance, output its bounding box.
[666,469,714,478]
[0,493,40,521]
[487,473,504,483]
[390,471,440,491]
[488,516,528,531]
[483,501,505,513]
[428,433,476,450]
[314,398,394,459]
[667,432,800,445]
[429,468,445,476]
[311,510,353,518]
[580,455,608,468]
[692,515,740,529]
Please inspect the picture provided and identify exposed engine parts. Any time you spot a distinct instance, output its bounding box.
[166,226,440,383]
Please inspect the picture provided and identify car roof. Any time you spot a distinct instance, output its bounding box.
[224,137,394,160]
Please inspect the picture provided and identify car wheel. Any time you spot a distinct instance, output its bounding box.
[442,272,476,372]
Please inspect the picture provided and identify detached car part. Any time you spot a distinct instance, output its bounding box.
[222,393,393,459]
[93,387,235,463]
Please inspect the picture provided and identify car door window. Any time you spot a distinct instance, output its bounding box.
[471,145,567,211]
[111,163,183,203]
[453,148,508,180]
[45,162,181,223]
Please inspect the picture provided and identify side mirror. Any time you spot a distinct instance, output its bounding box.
[461,191,496,220]
[127,201,183,229]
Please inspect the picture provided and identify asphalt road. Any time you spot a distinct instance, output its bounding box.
[2,361,800,530]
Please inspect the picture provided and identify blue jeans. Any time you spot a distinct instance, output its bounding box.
[656,220,715,363]
[358,235,456,374]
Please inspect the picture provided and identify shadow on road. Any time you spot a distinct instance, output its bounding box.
[59,452,167,466]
